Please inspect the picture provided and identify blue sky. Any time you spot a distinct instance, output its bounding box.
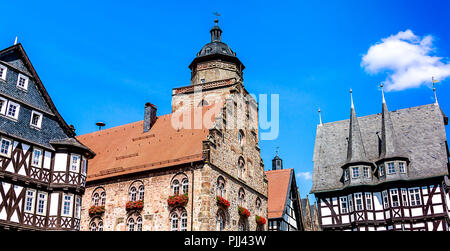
[2,0,449,202]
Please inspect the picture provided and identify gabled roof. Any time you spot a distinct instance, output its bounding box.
[312,104,449,193]
[77,104,221,182]
[265,169,293,219]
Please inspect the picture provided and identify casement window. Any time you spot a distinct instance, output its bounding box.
[0,64,7,80]
[399,162,406,174]
[387,162,395,174]
[16,73,29,90]
[137,217,143,231]
[409,188,422,206]
[348,194,354,212]
[0,96,7,115]
[354,193,363,211]
[37,192,48,216]
[138,185,145,200]
[128,218,135,231]
[379,165,385,177]
[31,148,43,167]
[0,137,12,157]
[365,193,373,210]
[401,188,409,206]
[171,213,179,231]
[340,197,348,214]
[101,192,106,206]
[75,196,81,219]
[390,189,400,207]
[172,180,180,195]
[30,111,43,129]
[382,191,389,209]
[98,222,103,231]
[180,212,188,231]
[182,178,189,195]
[130,187,137,201]
[90,222,97,231]
[62,194,73,217]
[6,101,20,120]
[25,190,36,213]
[363,167,370,178]
[70,154,80,172]
[352,167,360,179]
[93,193,99,206]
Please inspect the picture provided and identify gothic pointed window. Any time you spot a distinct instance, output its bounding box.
[130,187,137,201]
[127,218,135,231]
[238,188,245,207]
[172,180,180,195]
[90,222,97,231]
[171,213,178,231]
[216,210,226,231]
[129,181,144,202]
[238,130,245,146]
[216,176,226,198]
[138,185,145,201]
[238,157,245,180]
[182,178,189,195]
[137,217,143,231]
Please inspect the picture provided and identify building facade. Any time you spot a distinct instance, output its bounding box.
[0,44,94,230]
[78,20,268,231]
[266,154,303,231]
[311,87,450,231]
[300,196,321,231]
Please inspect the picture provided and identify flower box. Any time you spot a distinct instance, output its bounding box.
[255,215,266,225]
[167,194,189,207]
[126,200,144,211]
[238,206,250,218]
[216,196,230,209]
[89,205,105,217]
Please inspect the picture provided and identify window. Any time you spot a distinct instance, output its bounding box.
[90,222,97,231]
[256,198,262,216]
[355,193,363,211]
[75,196,81,219]
[200,78,205,84]
[365,193,372,210]
[138,185,145,201]
[137,217,143,231]
[62,194,72,216]
[238,157,245,179]
[6,101,20,120]
[100,192,106,206]
[238,130,244,146]
[182,179,189,195]
[399,162,406,174]
[352,167,360,179]
[16,74,29,90]
[276,160,281,169]
[0,138,12,157]
[129,181,144,202]
[387,162,395,174]
[98,222,103,231]
[0,64,7,80]
[348,195,353,212]
[31,148,42,167]
[180,212,187,231]
[382,191,389,209]
[81,157,87,175]
[37,192,47,215]
[216,211,225,231]
[171,213,179,231]
[0,97,7,115]
[70,154,80,172]
[238,188,245,207]
[128,218,135,231]
[30,111,43,129]
[409,188,421,206]
[217,176,226,198]
[340,197,348,214]
[25,190,36,213]
[344,169,349,181]
[93,193,100,206]
[379,165,385,177]
[172,180,180,195]
[130,187,137,201]
[363,167,370,178]
[401,188,409,206]
[390,189,399,207]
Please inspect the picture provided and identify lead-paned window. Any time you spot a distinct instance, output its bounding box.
[25,190,36,213]
[401,188,409,206]
[399,162,406,174]
[382,191,389,209]
[363,167,370,178]
[409,188,421,206]
[387,162,395,174]
[352,167,360,179]
[62,194,72,216]
[16,74,29,90]
[0,138,12,157]
[37,192,47,215]
[70,154,80,172]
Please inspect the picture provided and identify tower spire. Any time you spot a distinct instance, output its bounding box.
[210,19,222,42]
[432,77,439,105]
[318,108,323,126]
[350,88,354,109]
[346,89,369,164]
[380,83,386,104]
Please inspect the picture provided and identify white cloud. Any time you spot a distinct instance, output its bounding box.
[361,30,450,91]
[297,171,312,180]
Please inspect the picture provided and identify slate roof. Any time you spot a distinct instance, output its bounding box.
[311,103,449,193]
[265,169,293,219]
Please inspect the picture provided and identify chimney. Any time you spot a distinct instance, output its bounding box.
[144,102,157,133]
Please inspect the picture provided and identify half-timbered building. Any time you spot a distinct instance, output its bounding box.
[77,20,268,231]
[311,87,450,231]
[0,43,95,230]
[266,154,303,231]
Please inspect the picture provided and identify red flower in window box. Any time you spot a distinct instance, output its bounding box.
[255,215,266,225]
[167,194,189,207]
[216,196,230,209]
[88,205,105,217]
[238,206,250,218]
[126,200,144,211]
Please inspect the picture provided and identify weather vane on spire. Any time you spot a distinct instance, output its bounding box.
[275,146,279,156]
[213,12,220,24]
[432,76,439,105]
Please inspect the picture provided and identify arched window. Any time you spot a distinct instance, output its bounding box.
[170,213,179,231]
[181,212,188,231]
[129,181,144,202]
[92,187,106,207]
[238,130,245,146]
[216,210,226,231]
[138,185,145,201]
[137,217,143,231]
[90,217,103,231]
[216,176,226,198]
[182,179,189,195]
[172,180,180,195]
[130,187,137,202]
[238,219,248,231]
[90,222,96,231]
[238,157,245,180]
[170,207,188,231]
[128,218,135,231]
[93,193,99,206]
[101,192,106,206]
[127,212,142,231]
[238,188,245,207]
[256,198,262,216]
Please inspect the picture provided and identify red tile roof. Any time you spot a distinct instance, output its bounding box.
[77,105,221,182]
[265,169,293,219]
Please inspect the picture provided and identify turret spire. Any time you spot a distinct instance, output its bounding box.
[350,88,354,109]
[318,108,323,126]
[380,83,386,104]
[210,19,222,42]
[432,77,439,105]
[346,89,369,164]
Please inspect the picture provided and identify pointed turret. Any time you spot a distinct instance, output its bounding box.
[346,89,369,164]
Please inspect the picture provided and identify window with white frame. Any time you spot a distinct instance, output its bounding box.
[355,193,363,211]
[348,194,353,212]
[352,167,360,179]
[180,212,187,231]
[399,162,406,174]
[401,188,409,206]
[138,185,145,201]
[98,221,103,231]
[25,190,36,213]
[182,178,189,195]
[136,217,143,231]
[75,196,81,219]
[31,148,43,167]
[128,218,135,231]
[16,74,29,90]
[344,169,349,181]
[0,138,12,157]
[363,167,370,178]
[379,165,385,177]
[0,96,7,115]
[171,213,179,231]
[70,154,80,172]
[6,101,20,120]
[409,188,421,206]
[340,197,348,214]
[62,194,72,217]
[390,189,400,207]
[30,111,43,129]
[0,64,7,80]
[37,192,47,215]
[172,180,179,195]
[81,157,87,175]
[365,193,373,210]
[382,191,389,208]
[130,187,137,201]
[387,162,395,174]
